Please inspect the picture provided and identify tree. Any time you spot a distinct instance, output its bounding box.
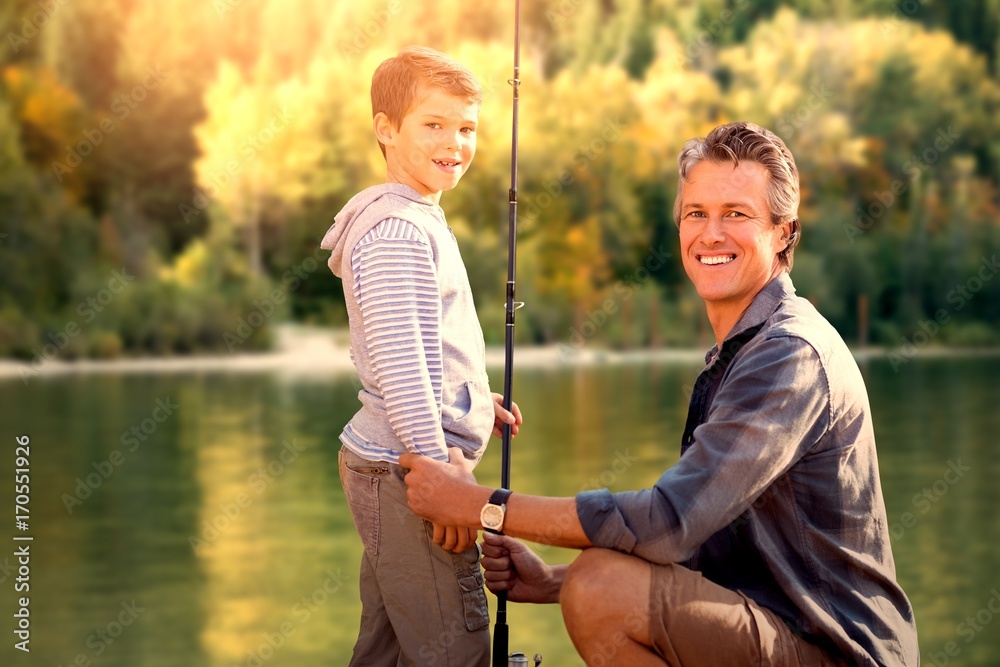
[193,58,322,276]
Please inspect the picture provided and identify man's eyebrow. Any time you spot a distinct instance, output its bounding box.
[681,201,755,210]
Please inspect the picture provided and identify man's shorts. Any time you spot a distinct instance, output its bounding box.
[648,562,846,666]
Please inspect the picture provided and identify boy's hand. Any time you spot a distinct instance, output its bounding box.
[432,523,477,554]
[491,392,523,439]
[447,446,476,475]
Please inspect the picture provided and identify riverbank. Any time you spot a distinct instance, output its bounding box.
[2,325,999,380]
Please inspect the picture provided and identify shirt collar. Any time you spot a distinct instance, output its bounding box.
[704,272,796,364]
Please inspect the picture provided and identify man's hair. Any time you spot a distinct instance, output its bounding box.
[673,121,801,271]
[370,46,483,158]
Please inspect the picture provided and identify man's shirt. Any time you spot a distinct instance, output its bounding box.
[576,273,918,666]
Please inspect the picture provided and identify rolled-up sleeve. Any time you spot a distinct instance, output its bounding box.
[577,334,831,564]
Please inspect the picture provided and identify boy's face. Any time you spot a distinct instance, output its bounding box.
[376,88,479,200]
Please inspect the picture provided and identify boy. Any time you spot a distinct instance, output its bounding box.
[320,46,520,666]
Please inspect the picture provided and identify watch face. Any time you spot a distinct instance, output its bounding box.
[481,504,504,529]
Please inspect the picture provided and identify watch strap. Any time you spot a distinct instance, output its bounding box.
[483,488,512,534]
[488,488,512,507]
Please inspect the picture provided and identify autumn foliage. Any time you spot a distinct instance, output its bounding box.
[1,0,999,358]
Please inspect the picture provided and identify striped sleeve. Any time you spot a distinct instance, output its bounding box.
[351,218,448,461]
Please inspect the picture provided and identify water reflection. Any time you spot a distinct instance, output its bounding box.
[0,354,997,666]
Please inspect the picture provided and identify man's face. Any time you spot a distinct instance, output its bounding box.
[378,88,478,199]
[677,160,789,320]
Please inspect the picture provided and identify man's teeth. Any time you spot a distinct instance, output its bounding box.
[700,255,735,265]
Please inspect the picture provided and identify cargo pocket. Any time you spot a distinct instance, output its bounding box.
[454,545,490,632]
[338,448,384,563]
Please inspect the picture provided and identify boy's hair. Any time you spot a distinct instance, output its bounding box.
[370,45,483,158]
[674,121,801,271]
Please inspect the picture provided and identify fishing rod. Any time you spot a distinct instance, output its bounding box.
[493,0,522,665]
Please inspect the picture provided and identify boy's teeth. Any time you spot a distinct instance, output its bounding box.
[700,255,735,265]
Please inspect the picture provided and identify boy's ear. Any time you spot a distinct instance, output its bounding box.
[373,112,396,148]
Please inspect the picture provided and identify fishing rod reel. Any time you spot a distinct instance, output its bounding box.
[507,651,542,667]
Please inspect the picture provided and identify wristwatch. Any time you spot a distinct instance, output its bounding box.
[480,488,512,534]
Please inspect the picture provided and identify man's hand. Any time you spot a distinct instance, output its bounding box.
[400,450,484,529]
[491,392,523,439]
[480,533,564,604]
[429,449,479,553]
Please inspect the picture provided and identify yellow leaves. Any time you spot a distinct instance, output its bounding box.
[532,214,610,306]
[1,65,91,199]
[636,35,721,162]
[2,65,85,162]
[710,6,1000,201]
[178,0,1000,315]
[159,239,211,287]
[194,58,324,229]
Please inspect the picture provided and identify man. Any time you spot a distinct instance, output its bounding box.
[401,122,919,666]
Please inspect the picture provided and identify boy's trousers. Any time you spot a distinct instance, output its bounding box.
[339,446,491,667]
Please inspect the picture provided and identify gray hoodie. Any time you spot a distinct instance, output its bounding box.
[320,183,494,463]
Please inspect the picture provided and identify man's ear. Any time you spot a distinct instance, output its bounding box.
[373,112,396,148]
[778,218,798,247]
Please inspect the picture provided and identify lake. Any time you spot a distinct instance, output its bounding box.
[1,353,998,666]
